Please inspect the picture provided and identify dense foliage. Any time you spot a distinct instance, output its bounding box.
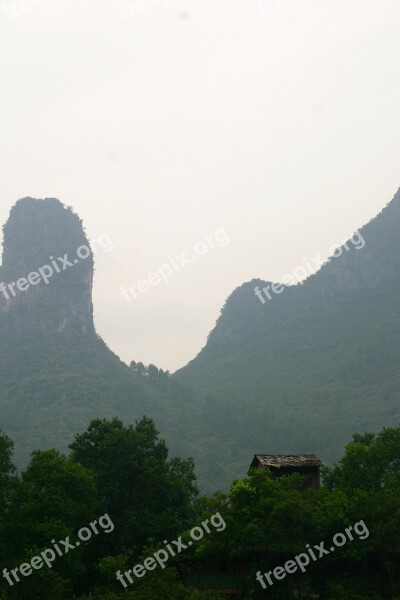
[0,421,400,599]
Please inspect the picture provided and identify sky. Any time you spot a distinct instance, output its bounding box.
[0,0,399,372]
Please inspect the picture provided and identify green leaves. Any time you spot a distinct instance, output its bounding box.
[70,417,198,554]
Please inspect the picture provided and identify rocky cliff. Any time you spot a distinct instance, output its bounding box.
[0,197,94,335]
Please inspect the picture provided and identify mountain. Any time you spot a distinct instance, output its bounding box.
[0,198,192,469]
[1,193,399,494]
[174,190,400,490]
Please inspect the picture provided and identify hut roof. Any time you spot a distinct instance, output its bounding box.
[250,454,323,469]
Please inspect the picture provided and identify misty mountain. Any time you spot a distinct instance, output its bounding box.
[0,193,399,493]
[174,190,400,489]
[0,198,192,469]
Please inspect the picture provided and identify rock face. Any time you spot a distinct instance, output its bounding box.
[0,198,94,335]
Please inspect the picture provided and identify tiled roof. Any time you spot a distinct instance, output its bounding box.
[252,454,322,469]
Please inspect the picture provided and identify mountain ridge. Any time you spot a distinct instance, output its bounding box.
[174,189,400,489]
[0,192,399,492]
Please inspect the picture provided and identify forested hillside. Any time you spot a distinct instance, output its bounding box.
[175,190,400,490]
[0,199,193,469]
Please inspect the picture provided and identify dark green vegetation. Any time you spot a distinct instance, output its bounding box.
[0,328,192,469]
[1,421,400,599]
[175,190,400,490]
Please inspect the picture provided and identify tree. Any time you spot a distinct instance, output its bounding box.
[323,425,400,597]
[323,425,400,494]
[69,417,198,555]
[0,449,99,598]
[0,430,16,520]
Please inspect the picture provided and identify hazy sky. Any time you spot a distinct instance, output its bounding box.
[1,0,399,371]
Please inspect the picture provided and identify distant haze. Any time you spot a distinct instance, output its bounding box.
[0,0,399,371]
